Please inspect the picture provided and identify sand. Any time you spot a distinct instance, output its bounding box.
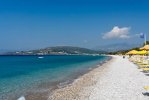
[48,55,149,100]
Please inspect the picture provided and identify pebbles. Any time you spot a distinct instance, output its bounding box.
[48,56,149,100]
[89,56,149,100]
[48,57,113,100]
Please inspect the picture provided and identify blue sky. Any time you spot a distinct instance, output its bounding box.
[0,0,149,50]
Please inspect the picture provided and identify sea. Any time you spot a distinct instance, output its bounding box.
[0,55,111,100]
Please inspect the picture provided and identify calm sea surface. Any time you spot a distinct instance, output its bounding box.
[0,55,110,100]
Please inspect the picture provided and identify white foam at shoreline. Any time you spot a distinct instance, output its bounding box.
[17,96,25,100]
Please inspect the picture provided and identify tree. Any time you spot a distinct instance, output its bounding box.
[143,41,149,46]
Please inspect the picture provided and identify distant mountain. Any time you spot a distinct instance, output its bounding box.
[94,43,142,52]
[4,46,104,55]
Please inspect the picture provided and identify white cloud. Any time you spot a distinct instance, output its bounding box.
[102,26,130,39]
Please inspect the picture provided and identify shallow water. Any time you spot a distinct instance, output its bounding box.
[0,55,110,100]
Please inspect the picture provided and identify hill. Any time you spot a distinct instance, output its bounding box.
[94,43,141,52]
[5,46,104,55]
[107,41,149,55]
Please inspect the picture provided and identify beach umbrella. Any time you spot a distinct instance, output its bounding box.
[140,45,149,50]
[126,50,139,62]
[140,45,149,58]
[126,50,138,55]
[140,45,149,57]
[140,47,144,50]
[137,50,148,55]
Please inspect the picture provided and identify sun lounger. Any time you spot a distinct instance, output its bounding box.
[136,62,144,64]
[138,65,149,68]
[144,86,149,91]
[143,68,149,71]
[139,64,149,66]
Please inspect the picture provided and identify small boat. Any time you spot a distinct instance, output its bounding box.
[38,56,44,59]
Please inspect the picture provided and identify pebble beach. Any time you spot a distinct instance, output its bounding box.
[48,55,149,100]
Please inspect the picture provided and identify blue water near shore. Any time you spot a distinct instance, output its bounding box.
[0,55,110,100]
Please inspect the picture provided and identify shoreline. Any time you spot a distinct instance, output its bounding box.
[24,56,112,100]
[48,56,114,100]
[48,55,149,100]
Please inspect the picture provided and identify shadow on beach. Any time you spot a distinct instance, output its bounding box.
[140,71,149,73]
[142,92,149,96]
[144,73,149,76]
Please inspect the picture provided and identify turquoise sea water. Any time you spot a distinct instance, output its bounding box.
[0,55,110,100]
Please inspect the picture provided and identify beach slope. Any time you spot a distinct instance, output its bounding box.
[49,56,149,100]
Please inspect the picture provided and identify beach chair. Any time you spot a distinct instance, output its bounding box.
[137,60,149,68]
[142,68,149,72]
[144,86,149,91]
[139,64,149,68]
[143,86,149,96]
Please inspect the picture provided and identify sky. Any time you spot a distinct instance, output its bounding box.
[0,0,149,51]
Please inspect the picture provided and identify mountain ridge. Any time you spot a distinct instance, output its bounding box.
[4,46,105,55]
[94,43,142,52]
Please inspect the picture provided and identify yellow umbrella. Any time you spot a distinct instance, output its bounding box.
[126,50,138,55]
[140,47,144,50]
[140,45,149,57]
[137,50,148,55]
[140,45,149,50]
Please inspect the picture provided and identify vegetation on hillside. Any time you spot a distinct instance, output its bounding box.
[108,41,149,55]
[5,46,104,55]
